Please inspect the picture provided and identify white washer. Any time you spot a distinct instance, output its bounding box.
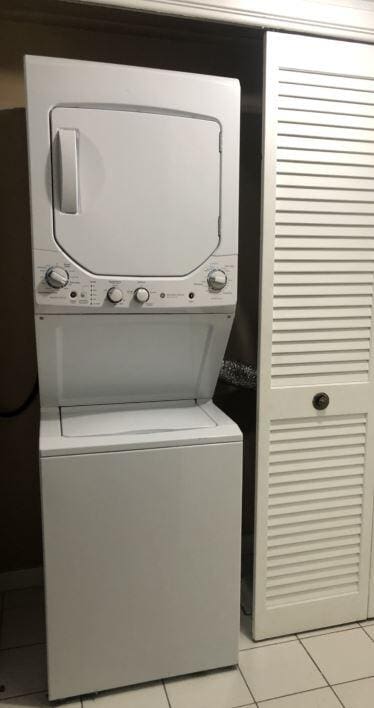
[25,56,242,700]
[40,402,241,699]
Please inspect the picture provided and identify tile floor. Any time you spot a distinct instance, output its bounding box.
[1,584,374,707]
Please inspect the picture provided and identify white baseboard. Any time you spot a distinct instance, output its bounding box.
[0,566,43,592]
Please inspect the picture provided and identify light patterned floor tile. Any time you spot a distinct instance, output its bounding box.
[165,666,254,708]
[360,619,374,627]
[239,613,296,650]
[1,604,45,649]
[362,624,374,641]
[258,687,342,707]
[298,623,359,639]
[0,645,47,699]
[334,677,374,707]
[83,682,169,708]
[239,640,326,702]
[302,628,374,684]
[0,691,79,707]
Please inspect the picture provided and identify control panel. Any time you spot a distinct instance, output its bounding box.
[34,250,237,313]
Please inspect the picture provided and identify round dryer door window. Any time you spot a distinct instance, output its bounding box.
[50,107,221,278]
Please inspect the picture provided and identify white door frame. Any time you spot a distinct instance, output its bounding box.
[72,0,374,44]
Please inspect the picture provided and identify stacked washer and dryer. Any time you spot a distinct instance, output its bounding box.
[25,55,242,700]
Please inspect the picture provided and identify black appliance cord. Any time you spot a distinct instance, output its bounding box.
[0,379,38,419]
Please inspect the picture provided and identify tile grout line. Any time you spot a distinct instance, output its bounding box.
[241,623,365,651]
[297,636,328,686]
[240,631,342,706]
[329,684,345,708]
[361,625,374,643]
[5,594,373,708]
[239,638,297,653]
[297,636,345,708]
[332,672,374,687]
[0,584,46,703]
[237,661,256,705]
[0,641,46,652]
[252,684,344,705]
[0,585,45,657]
[330,685,348,708]
[0,690,48,702]
[102,626,374,708]
[162,679,172,708]
[296,624,362,640]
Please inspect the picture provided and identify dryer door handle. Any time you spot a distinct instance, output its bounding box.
[57,128,78,214]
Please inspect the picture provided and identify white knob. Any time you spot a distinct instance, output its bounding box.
[134,288,150,303]
[107,287,123,304]
[45,266,69,289]
[208,269,227,291]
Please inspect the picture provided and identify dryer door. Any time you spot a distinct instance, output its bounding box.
[50,107,220,277]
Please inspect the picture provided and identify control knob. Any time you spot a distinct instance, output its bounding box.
[207,269,227,291]
[107,287,123,304]
[45,266,69,289]
[134,287,150,303]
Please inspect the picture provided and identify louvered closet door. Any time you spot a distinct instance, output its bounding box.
[254,31,374,640]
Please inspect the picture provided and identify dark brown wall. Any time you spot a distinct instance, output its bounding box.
[0,109,40,571]
[0,2,262,572]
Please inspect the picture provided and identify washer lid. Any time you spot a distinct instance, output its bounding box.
[61,401,216,437]
[50,107,221,277]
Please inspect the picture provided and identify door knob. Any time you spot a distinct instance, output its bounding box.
[313,392,330,411]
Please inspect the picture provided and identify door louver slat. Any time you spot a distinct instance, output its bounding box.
[265,414,366,608]
[272,68,374,386]
[255,32,374,639]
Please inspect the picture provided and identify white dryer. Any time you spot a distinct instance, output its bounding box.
[25,56,242,700]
